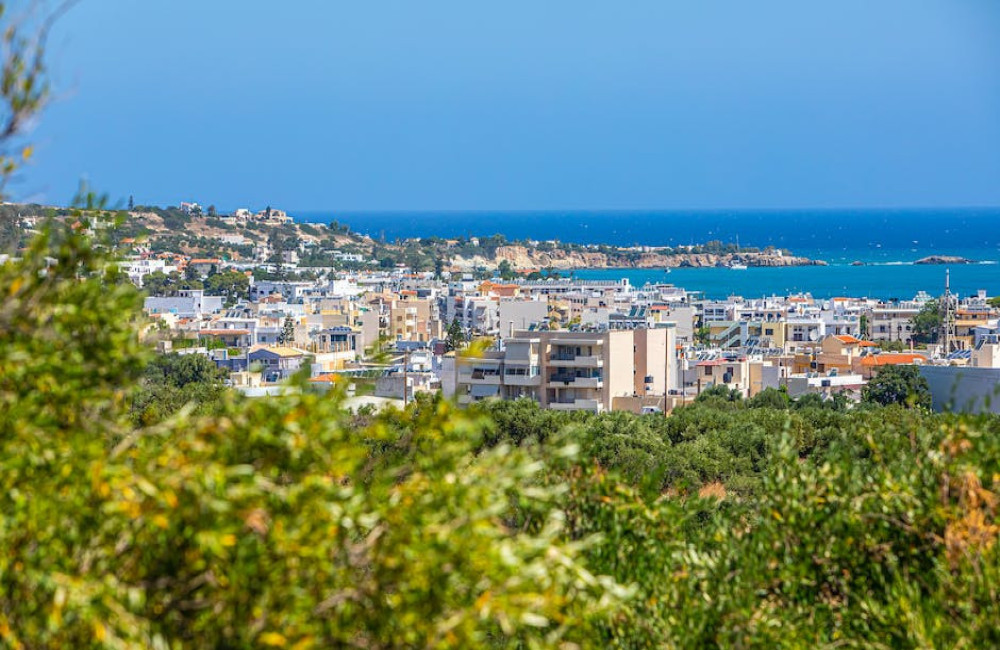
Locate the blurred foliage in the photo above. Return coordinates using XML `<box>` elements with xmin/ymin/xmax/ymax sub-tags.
<box><xmin>4</xmin><ymin>218</ymin><xmax>1000</xmax><ymax>647</ymax></box>
<box><xmin>0</xmin><ymin>221</ymin><xmax>620</xmax><ymax>647</ymax></box>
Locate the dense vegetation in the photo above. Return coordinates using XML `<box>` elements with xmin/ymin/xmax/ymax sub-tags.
<box><xmin>143</xmin><ymin>266</ymin><xmax>250</xmax><ymax>306</ymax></box>
<box><xmin>3</xmin><ymin>216</ymin><xmax>1000</xmax><ymax>648</ymax></box>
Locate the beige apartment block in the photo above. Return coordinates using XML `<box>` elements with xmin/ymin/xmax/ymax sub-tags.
<box><xmin>454</xmin><ymin>326</ymin><xmax>676</xmax><ymax>413</ymax></box>
<box><xmin>869</xmin><ymin>305</ymin><xmax>920</xmax><ymax>342</ymax></box>
<box><xmin>543</xmin><ymin>330</ymin><xmax>631</xmax><ymax>412</ymax></box>
<box><xmin>633</xmin><ymin>327</ymin><xmax>677</xmax><ymax>396</ymax></box>
<box><xmin>694</xmin><ymin>358</ymin><xmax>752</xmax><ymax>397</ymax></box>
<box><xmin>388</xmin><ymin>298</ymin><xmax>441</xmax><ymax>342</ymax></box>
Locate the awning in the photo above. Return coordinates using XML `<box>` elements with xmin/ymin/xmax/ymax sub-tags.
<box><xmin>470</xmin><ymin>384</ymin><xmax>500</xmax><ymax>398</ymax></box>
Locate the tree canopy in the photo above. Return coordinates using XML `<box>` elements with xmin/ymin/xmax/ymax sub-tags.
<box><xmin>912</xmin><ymin>299</ymin><xmax>942</xmax><ymax>343</ymax></box>
<box><xmin>862</xmin><ymin>364</ymin><xmax>932</xmax><ymax>409</ymax></box>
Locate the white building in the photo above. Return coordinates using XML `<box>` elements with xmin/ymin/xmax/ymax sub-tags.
<box><xmin>498</xmin><ymin>298</ymin><xmax>549</xmax><ymax>339</ymax></box>
<box><xmin>121</xmin><ymin>258</ymin><xmax>177</xmax><ymax>288</ymax></box>
<box><xmin>144</xmin><ymin>290</ymin><xmax>223</xmax><ymax>318</ymax></box>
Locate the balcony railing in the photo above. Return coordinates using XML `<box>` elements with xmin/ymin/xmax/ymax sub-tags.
<box><xmin>549</xmin><ymin>398</ymin><xmax>602</xmax><ymax>412</ymax></box>
<box><xmin>503</xmin><ymin>355</ymin><xmax>539</xmax><ymax>366</ymax></box>
<box><xmin>505</xmin><ymin>374</ymin><xmax>542</xmax><ymax>386</ymax></box>
<box><xmin>547</xmin><ymin>354</ymin><xmax>603</xmax><ymax>367</ymax></box>
<box><xmin>548</xmin><ymin>375</ymin><xmax>603</xmax><ymax>389</ymax></box>
<box><xmin>459</xmin><ymin>371</ymin><xmax>503</xmax><ymax>385</ymax></box>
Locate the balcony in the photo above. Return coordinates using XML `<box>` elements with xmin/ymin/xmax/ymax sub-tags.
<box><xmin>547</xmin><ymin>354</ymin><xmax>603</xmax><ymax>368</ymax></box>
<box><xmin>459</xmin><ymin>371</ymin><xmax>503</xmax><ymax>385</ymax></box>
<box><xmin>458</xmin><ymin>384</ymin><xmax>501</xmax><ymax>403</ymax></box>
<box><xmin>504</xmin><ymin>355</ymin><xmax>540</xmax><ymax>367</ymax></box>
<box><xmin>549</xmin><ymin>398</ymin><xmax>603</xmax><ymax>412</ymax></box>
<box><xmin>548</xmin><ymin>375</ymin><xmax>603</xmax><ymax>389</ymax></box>
<box><xmin>505</xmin><ymin>373</ymin><xmax>542</xmax><ymax>386</ymax></box>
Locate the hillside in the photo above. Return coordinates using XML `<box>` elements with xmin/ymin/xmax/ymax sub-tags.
<box><xmin>4</xmin><ymin>204</ymin><xmax>826</xmax><ymax>271</ymax></box>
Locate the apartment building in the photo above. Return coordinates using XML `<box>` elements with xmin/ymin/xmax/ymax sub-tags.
<box><xmin>649</xmin><ymin>304</ymin><xmax>695</xmax><ymax>342</ymax></box>
<box><xmin>452</xmin><ymin>326</ymin><xmax>676</xmax><ymax>413</ymax></box>
<box><xmin>145</xmin><ymin>289</ymin><xmax>223</xmax><ymax>319</ymax></box>
<box><xmin>785</xmin><ymin>316</ymin><xmax>826</xmax><ymax>347</ymax></box>
<box><xmin>869</xmin><ymin>302</ymin><xmax>921</xmax><ymax>342</ymax></box>
<box><xmin>460</xmin><ymin>296</ymin><xmax>500</xmax><ymax>335</ymax></box>
<box><xmin>692</xmin><ymin>357</ymin><xmax>751</xmax><ymax>397</ymax></box>
<box><xmin>498</xmin><ymin>298</ymin><xmax>549</xmax><ymax>339</ymax></box>
<box><xmin>388</xmin><ymin>296</ymin><xmax>440</xmax><ymax>342</ymax></box>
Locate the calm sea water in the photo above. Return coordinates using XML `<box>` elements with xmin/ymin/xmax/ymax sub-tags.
<box><xmin>296</xmin><ymin>208</ymin><xmax>1000</xmax><ymax>299</ymax></box>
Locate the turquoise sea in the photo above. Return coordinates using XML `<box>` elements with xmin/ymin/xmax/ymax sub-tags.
<box><xmin>571</xmin><ymin>265</ymin><xmax>999</xmax><ymax>301</ymax></box>
<box><xmin>296</xmin><ymin>208</ymin><xmax>1000</xmax><ymax>299</ymax></box>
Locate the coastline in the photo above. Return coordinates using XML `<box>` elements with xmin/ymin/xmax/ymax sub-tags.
<box><xmin>450</xmin><ymin>246</ymin><xmax>826</xmax><ymax>272</ymax></box>
<box><xmin>572</xmin><ymin>264</ymin><xmax>1000</xmax><ymax>300</ymax></box>
<box><xmin>14</xmin><ymin>206</ymin><xmax>996</xmax><ymax>301</ymax></box>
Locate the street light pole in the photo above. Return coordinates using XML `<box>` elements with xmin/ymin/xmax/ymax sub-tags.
<box><xmin>403</xmin><ymin>348</ymin><xmax>409</xmax><ymax>408</ymax></box>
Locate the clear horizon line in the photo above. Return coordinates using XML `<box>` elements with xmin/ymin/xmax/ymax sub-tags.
<box><xmin>287</xmin><ymin>204</ymin><xmax>1000</xmax><ymax>216</ymax></box>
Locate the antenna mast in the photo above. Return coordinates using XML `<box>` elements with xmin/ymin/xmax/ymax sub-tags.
<box><xmin>940</xmin><ymin>269</ymin><xmax>954</xmax><ymax>354</ymax></box>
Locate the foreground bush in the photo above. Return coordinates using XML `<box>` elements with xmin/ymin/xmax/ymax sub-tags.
<box><xmin>476</xmin><ymin>399</ymin><xmax>1000</xmax><ymax>647</ymax></box>
<box><xmin>3</xmin><ymin>221</ymin><xmax>999</xmax><ymax>648</ymax></box>
<box><xmin>0</xmin><ymin>223</ymin><xmax>619</xmax><ymax>648</ymax></box>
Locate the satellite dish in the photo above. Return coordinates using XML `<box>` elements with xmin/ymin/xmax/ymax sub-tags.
<box><xmin>809</xmin><ymin>330</ymin><xmax>819</xmax><ymax>342</ymax></box>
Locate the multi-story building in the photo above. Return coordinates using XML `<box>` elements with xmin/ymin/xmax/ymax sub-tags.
<box><xmin>497</xmin><ymin>298</ymin><xmax>548</xmax><ymax>339</ymax></box>
<box><xmin>250</xmin><ymin>280</ymin><xmax>317</xmax><ymax>302</ymax></box>
<box><xmin>461</xmin><ymin>296</ymin><xmax>500</xmax><ymax>335</ymax></box>
<box><xmin>121</xmin><ymin>258</ymin><xmax>177</xmax><ymax>287</ymax></box>
<box><xmin>452</xmin><ymin>326</ymin><xmax>677</xmax><ymax>413</ymax></box>
<box><xmin>388</xmin><ymin>296</ymin><xmax>440</xmax><ymax>342</ymax></box>
<box><xmin>691</xmin><ymin>357</ymin><xmax>751</xmax><ymax>397</ymax></box>
<box><xmin>144</xmin><ymin>289</ymin><xmax>223</xmax><ymax>319</ymax></box>
<box><xmin>869</xmin><ymin>302</ymin><xmax>922</xmax><ymax>342</ymax></box>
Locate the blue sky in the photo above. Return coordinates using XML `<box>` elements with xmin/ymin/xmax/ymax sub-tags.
<box><xmin>17</xmin><ymin>0</ymin><xmax>1000</xmax><ymax>211</ymax></box>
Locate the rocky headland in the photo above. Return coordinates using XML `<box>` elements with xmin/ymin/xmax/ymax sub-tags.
<box><xmin>914</xmin><ymin>255</ymin><xmax>975</xmax><ymax>265</ymax></box>
<box><xmin>450</xmin><ymin>246</ymin><xmax>826</xmax><ymax>272</ymax></box>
